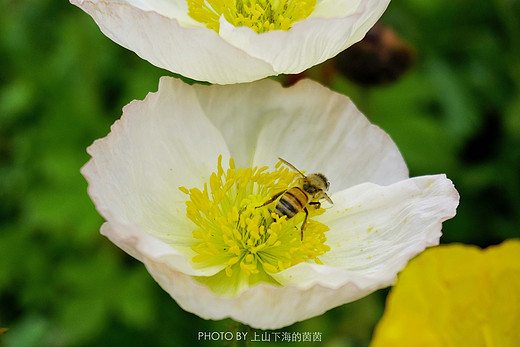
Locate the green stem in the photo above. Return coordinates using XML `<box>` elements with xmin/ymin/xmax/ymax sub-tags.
<box><xmin>357</xmin><ymin>86</ymin><xmax>372</xmax><ymax>116</ymax></box>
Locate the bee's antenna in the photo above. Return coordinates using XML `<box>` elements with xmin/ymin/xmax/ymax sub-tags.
<box><xmin>323</xmin><ymin>193</ymin><xmax>333</xmax><ymax>205</ymax></box>
<box><xmin>278</xmin><ymin>157</ymin><xmax>307</xmax><ymax>178</ymax></box>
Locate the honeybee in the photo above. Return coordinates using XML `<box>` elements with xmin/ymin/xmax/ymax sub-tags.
<box><xmin>257</xmin><ymin>158</ymin><xmax>333</xmax><ymax>240</ymax></box>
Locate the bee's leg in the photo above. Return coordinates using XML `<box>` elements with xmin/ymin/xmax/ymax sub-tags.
<box><xmin>309</xmin><ymin>201</ymin><xmax>321</xmax><ymax>209</ymax></box>
<box><xmin>256</xmin><ymin>190</ymin><xmax>286</xmax><ymax>208</ymax></box>
<box><xmin>301</xmin><ymin>207</ymin><xmax>309</xmax><ymax>241</ymax></box>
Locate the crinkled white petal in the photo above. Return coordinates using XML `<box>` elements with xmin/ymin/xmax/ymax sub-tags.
<box><xmin>312</xmin><ymin>0</ymin><xmax>362</xmax><ymax>17</ymax></box>
<box><xmin>81</xmin><ymin>77</ymin><xmax>230</xmax><ymax>274</ymax></box>
<box><xmin>320</xmin><ymin>175</ymin><xmax>459</xmax><ymax>266</ymax></box>
<box><xmin>100</xmin><ymin>222</ymin><xmax>224</xmax><ymax>276</ymax></box>
<box><xmin>271</xmin><ymin>174</ymin><xmax>459</xmax><ymax>287</ymax></box>
<box><xmin>190</xmin><ymin>79</ymin><xmax>282</xmax><ymax>168</ymax></box>
<box><xmin>192</xmin><ymin>79</ymin><xmax>408</xmax><ymax>189</ymax></box>
<box><xmin>71</xmin><ymin>0</ymin><xmax>276</xmax><ymax>84</ymax></box>
<box><xmin>117</xmin><ymin>0</ymin><xmax>196</xmax><ymax>24</ymax></box>
<box><xmin>71</xmin><ymin>0</ymin><xmax>390</xmax><ymax>84</ymax></box>
<box><xmin>139</xmin><ymin>250</ymin><xmax>393</xmax><ymax>329</ymax></box>
<box><xmin>218</xmin><ymin>0</ymin><xmax>389</xmax><ymax>75</ymax></box>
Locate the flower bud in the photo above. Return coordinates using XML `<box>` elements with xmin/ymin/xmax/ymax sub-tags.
<box><xmin>334</xmin><ymin>24</ymin><xmax>415</xmax><ymax>87</ymax></box>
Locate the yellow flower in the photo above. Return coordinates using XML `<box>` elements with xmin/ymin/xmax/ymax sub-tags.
<box><xmin>371</xmin><ymin>239</ymin><xmax>520</xmax><ymax>347</ymax></box>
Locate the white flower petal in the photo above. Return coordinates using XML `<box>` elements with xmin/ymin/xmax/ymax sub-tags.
<box><xmin>140</xmin><ymin>252</ymin><xmax>391</xmax><ymax>329</ymax></box>
<box><xmin>71</xmin><ymin>0</ymin><xmax>277</xmax><ymax>84</ymax></box>
<box><xmin>320</xmin><ymin>175</ymin><xmax>459</xmax><ymax>265</ymax></box>
<box><xmin>192</xmin><ymin>79</ymin><xmax>288</xmax><ymax>168</ymax></box>
<box><xmin>271</xmin><ymin>175</ymin><xmax>459</xmax><ymax>287</ymax></box>
<box><xmin>81</xmin><ymin>77</ymin><xmax>229</xmax><ymax>252</ymax></box>
<box><xmin>101</xmin><ymin>222</ymin><xmax>224</xmax><ymax>276</ymax></box>
<box><xmin>120</xmin><ymin>0</ymin><xmax>195</xmax><ymax>24</ymax></box>
<box><xmin>251</xmin><ymin>79</ymin><xmax>408</xmax><ymax>190</ymax></box>
<box><xmin>192</xmin><ymin>79</ymin><xmax>407</xmax><ymax>187</ymax></box>
<box><xmin>312</xmin><ymin>0</ymin><xmax>361</xmax><ymax>17</ymax></box>
<box><xmin>72</xmin><ymin>0</ymin><xmax>390</xmax><ymax>83</ymax></box>
<box><xmin>218</xmin><ymin>0</ymin><xmax>390</xmax><ymax>74</ymax></box>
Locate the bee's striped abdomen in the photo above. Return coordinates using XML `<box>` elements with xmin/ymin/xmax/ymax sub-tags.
<box><xmin>275</xmin><ymin>187</ymin><xmax>308</xmax><ymax>219</ymax></box>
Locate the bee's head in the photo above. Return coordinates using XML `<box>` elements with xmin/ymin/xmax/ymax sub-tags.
<box><xmin>302</xmin><ymin>173</ymin><xmax>330</xmax><ymax>195</ymax></box>
<box><xmin>311</xmin><ymin>173</ymin><xmax>330</xmax><ymax>190</ymax></box>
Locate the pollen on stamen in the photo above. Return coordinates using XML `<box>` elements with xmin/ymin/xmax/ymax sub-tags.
<box><xmin>180</xmin><ymin>156</ymin><xmax>330</xmax><ymax>295</ymax></box>
<box><xmin>187</xmin><ymin>0</ymin><xmax>316</xmax><ymax>34</ymax></box>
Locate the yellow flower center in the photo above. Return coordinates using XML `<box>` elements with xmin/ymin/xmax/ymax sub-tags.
<box><xmin>187</xmin><ymin>0</ymin><xmax>316</xmax><ymax>33</ymax></box>
<box><xmin>179</xmin><ymin>156</ymin><xmax>330</xmax><ymax>295</ymax></box>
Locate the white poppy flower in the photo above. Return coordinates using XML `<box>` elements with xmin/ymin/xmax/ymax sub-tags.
<box><xmin>81</xmin><ymin>77</ymin><xmax>459</xmax><ymax>329</ymax></box>
<box><xmin>71</xmin><ymin>0</ymin><xmax>390</xmax><ymax>84</ymax></box>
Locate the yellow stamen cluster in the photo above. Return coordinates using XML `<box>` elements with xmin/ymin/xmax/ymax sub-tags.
<box><xmin>180</xmin><ymin>156</ymin><xmax>330</xmax><ymax>293</ymax></box>
<box><xmin>187</xmin><ymin>0</ymin><xmax>316</xmax><ymax>33</ymax></box>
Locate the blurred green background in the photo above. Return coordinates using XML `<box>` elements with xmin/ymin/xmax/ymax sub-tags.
<box><xmin>1</xmin><ymin>0</ymin><xmax>519</xmax><ymax>345</ymax></box>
